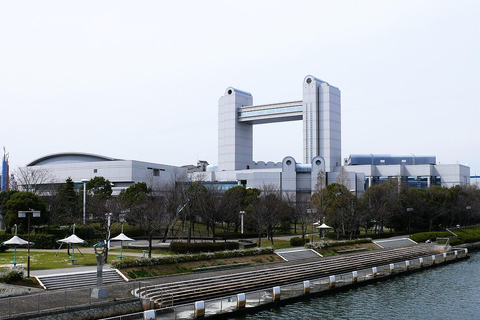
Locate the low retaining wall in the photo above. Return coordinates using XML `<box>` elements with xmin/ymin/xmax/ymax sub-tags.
<box><xmin>456</xmin><ymin>241</ymin><xmax>480</xmax><ymax>251</ymax></box>
<box><xmin>8</xmin><ymin>299</ymin><xmax>142</xmax><ymax>320</ymax></box>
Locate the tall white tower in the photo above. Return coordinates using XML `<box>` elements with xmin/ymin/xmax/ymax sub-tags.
<box><xmin>218</xmin><ymin>88</ymin><xmax>253</xmax><ymax>171</ymax></box>
<box><xmin>302</xmin><ymin>75</ymin><xmax>341</xmax><ymax>172</ymax></box>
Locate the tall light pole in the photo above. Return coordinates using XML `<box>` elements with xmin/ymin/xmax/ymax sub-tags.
<box><xmin>407</xmin><ymin>208</ymin><xmax>414</xmax><ymax>237</ymax></box>
<box><xmin>307</xmin><ymin>209</ymin><xmax>317</xmax><ymax>242</ymax></box>
<box><xmin>18</xmin><ymin>209</ymin><xmax>40</xmax><ymax>278</ymax></box>
<box><xmin>81</xmin><ymin>179</ymin><xmax>89</xmax><ymax>225</ymax></box>
<box><xmin>239</xmin><ymin>211</ymin><xmax>245</xmax><ymax>234</ymax></box>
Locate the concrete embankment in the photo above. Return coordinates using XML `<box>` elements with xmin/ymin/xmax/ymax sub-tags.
<box><xmin>456</xmin><ymin>241</ymin><xmax>480</xmax><ymax>251</ymax></box>
<box><xmin>147</xmin><ymin>248</ymin><xmax>468</xmax><ymax>320</ymax></box>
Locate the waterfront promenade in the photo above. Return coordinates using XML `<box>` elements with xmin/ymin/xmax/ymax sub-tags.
<box><xmin>0</xmin><ymin>238</ymin><xmax>463</xmax><ymax>319</ymax></box>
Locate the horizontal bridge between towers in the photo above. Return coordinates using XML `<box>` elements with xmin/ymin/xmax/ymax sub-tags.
<box><xmin>238</xmin><ymin>100</ymin><xmax>303</xmax><ymax>125</ymax></box>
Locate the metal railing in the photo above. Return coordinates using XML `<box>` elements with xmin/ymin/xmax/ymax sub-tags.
<box><xmin>102</xmin><ymin>249</ymin><xmax>468</xmax><ymax>320</ymax></box>
<box><xmin>1</xmin><ymin>249</ymin><xmax>468</xmax><ymax>319</ymax></box>
<box><xmin>0</xmin><ymin>281</ymin><xmax>145</xmax><ymax>319</ymax></box>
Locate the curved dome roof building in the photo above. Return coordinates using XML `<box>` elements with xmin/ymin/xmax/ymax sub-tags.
<box><xmin>24</xmin><ymin>152</ymin><xmax>185</xmax><ymax>193</ymax></box>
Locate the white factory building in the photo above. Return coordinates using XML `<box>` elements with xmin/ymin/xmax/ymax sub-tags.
<box><xmin>19</xmin><ymin>75</ymin><xmax>469</xmax><ymax>197</ymax></box>
<box><xmin>195</xmin><ymin>75</ymin><xmax>470</xmax><ymax>196</ymax></box>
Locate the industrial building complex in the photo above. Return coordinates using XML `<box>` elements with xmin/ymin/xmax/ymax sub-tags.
<box><xmin>4</xmin><ymin>75</ymin><xmax>471</xmax><ymax>197</ymax></box>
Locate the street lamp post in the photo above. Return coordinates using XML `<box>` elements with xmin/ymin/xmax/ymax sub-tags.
<box><xmin>239</xmin><ymin>211</ymin><xmax>245</xmax><ymax>234</ymax></box>
<box><xmin>81</xmin><ymin>179</ymin><xmax>89</xmax><ymax>225</ymax></box>
<box><xmin>18</xmin><ymin>209</ymin><xmax>40</xmax><ymax>278</ymax></box>
<box><xmin>307</xmin><ymin>209</ymin><xmax>317</xmax><ymax>243</ymax></box>
<box><xmin>407</xmin><ymin>208</ymin><xmax>414</xmax><ymax>237</ymax></box>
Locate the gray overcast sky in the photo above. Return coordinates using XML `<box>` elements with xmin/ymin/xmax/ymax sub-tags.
<box><xmin>1</xmin><ymin>1</ymin><xmax>480</xmax><ymax>176</ymax></box>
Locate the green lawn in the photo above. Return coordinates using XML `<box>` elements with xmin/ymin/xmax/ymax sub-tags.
<box><xmin>0</xmin><ymin>251</ymin><xmax>135</xmax><ymax>270</ymax></box>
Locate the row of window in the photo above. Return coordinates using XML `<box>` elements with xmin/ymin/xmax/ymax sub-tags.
<box><xmin>238</xmin><ymin>105</ymin><xmax>303</xmax><ymax>118</ymax></box>
<box><xmin>366</xmin><ymin>176</ymin><xmax>442</xmax><ymax>189</ymax></box>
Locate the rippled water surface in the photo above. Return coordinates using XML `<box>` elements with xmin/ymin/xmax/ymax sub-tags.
<box><xmin>232</xmin><ymin>252</ymin><xmax>480</xmax><ymax>320</ymax></box>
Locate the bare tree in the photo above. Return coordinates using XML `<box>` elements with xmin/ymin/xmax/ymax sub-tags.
<box><xmin>157</xmin><ymin>170</ymin><xmax>189</xmax><ymax>242</ymax></box>
<box><xmin>120</xmin><ymin>182</ymin><xmax>170</xmax><ymax>258</ymax></box>
<box><xmin>14</xmin><ymin>166</ymin><xmax>56</xmax><ymax>195</ymax></box>
<box><xmin>250</xmin><ymin>184</ymin><xmax>286</xmax><ymax>246</ymax></box>
<box><xmin>311</xmin><ymin>171</ymin><xmax>328</xmax><ymax>225</ymax></box>
<box><xmin>184</xmin><ymin>178</ymin><xmax>207</xmax><ymax>243</ymax></box>
<box><xmin>315</xmin><ymin>170</ymin><xmax>327</xmax><ymax>191</ymax></box>
<box><xmin>287</xmin><ymin>191</ymin><xmax>311</xmax><ymax>244</ymax></box>
<box><xmin>362</xmin><ymin>180</ymin><xmax>399</xmax><ymax>234</ymax></box>
<box><xmin>336</xmin><ymin>166</ymin><xmax>351</xmax><ymax>190</ymax></box>
<box><xmin>198</xmin><ymin>185</ymin><xmax>229</xmax><ymax>243</ymax></box>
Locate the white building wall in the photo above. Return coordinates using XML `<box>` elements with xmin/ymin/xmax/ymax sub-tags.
<box><xmin>29</xmin><ymin>160</ymin><xmax>184</xmax><ymax>193</ymax></box>
<box><xmin>218</xmin><ymin>88</ymin><xmax>253</xmax><ymax>171</ymax></box>
<box><xmin>281</xmin><ymin>156</ymin><xmax>297</xmax><ymax>195</ymax></box>
<box><xmin>434</xmin><ymin>164</ymin><xmax>470</xmax><ymax>187</ymax></box>
<box><xmin>302</xmin><ymin>76</ymin><xmax>341</xmax><ymax>171</ymax></box>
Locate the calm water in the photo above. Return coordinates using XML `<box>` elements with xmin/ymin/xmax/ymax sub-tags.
<box><xmin>233</xmin><ymin>251</ymin><xmax>480</xmax><ymax>320</ymax></box>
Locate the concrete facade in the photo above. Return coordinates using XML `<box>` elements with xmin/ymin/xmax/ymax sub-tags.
<box><xmin>24</xmin><ymin>152</ymin><xmax>186</xmax><ymax>194</ymax></box>
<box><xmin>217</xmin><ymin>75</ymin><xmax>340</xmax><ymax>172</ymax></box>
<box><xmin>205</xmin><ymin>75</ymin><xmax>470</xmax><ymax>196</ymax></box>
<box><xmin>17</xmin><ymin>76</ymin><xmax>470</xmax><ymax>198</ymax></box>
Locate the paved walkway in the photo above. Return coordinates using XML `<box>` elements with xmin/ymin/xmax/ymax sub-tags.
<box><xmin>0</xmin><ymin>234</ymin><xmax>426</xmax><ymax>318</ymax></box>
<box><xmin>8</xmin><ymin>234</ymin><xmax>417</xmax><ymax>285</ymax></box>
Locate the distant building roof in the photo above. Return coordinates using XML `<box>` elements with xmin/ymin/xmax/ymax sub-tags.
<box><xmin>346</xmin><ymin>154</ymin><xmax>436</xmax><ymax>166</ymax></box>
<box><xmin>27</xmin><ymin>152</ymin><xmax>121</xmax><ymax>166</ymax></box>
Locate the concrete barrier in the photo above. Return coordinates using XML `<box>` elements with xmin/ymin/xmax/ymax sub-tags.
<box><xmin>273</xmin><ymin>286</ymin><xmax>281</xmax><ymax>301</ymax></box>
<box><xmin>194</xmin><ymin>301</ymin><xmax>205</xmax><ymax>318</ymax></box>
<box><xmin>303</xmin><ymin>280</ymin><xmax>310</xmax><ymax>294</ymax></box>
<box><xmin>329</xmin><ymin>275</ymin><xmax>336</xmax><ymax>288</ymax></box>
<box><xmin>237</xmin><ymin>293</ymin><xmax>246</xmax><ymax>309</ymax></box>
<box><xmin>143</xmin><ymin>309</ymin><xmax>155</xmax><ymax>320</ymax></box>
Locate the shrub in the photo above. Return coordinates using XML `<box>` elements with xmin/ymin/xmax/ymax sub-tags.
<box><xmin>112</xmin><ymin>247</ymin><xmax>274</xmax><ymax>269</ymax></box>
<box><xmin>0</xmin><ymin>269</ymin><xmax>24</xmax><ymax>283</ymax></box>
<box><xmin>290</xmin><ymin>237</ymin><xmax>310</xmax><ymax>246</ymax></box>
<box><xmin>305</xmin><ymin>238</ymin><xmax>371</xmax><ymax>250</ymax></box>
<box><xmin>0</xmin><ymin>244</ymin><xmax>7</xmax><ymax>253</ymax></box>
<box><xmin>410</xmin><ymin>232</ymin><xmax>451</xmax><ymax>243</ymax></box>
<box><xmin>305</xmin><ymin>241</ymin><xmax>326</xmax><ymax>250</ymax></box>
<box><xmin>169</xmin><ymin>241</ymin><xmax>240</xmax><ymax>254</ymax></box>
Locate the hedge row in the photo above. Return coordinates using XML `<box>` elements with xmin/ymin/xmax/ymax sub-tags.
<box><xmin>112</xmin><ymin>247</ymin><xmax>274</xmax><ymax>269</ymax></box>
<box><xmin>325</xmin><ymin>232</ymin><xmax>400</xmax><ymax>240</ymax></box>
<box><xmin>169</xmin><ymin>241</ymin><xmax>239</xmax><ymax>254</ymax></box>
<box><xmin>410</xmin><ymin>228</ymin><xmax>480</xmax><ymax>245</ymax></box>
<box><xmin>34</xmin><ymin>226</ymin><xmax>98</xmax><ymax>240</ymax></box>
<box><xmin>305</xmin><ymin>238</ymin><xmax>372</xmax><ymax>250</ymax></box>
<box><xmin>220</xmin><ymin>232</ymin><xmax>261</xmax><ymax>240</ymax></box>
<box><xmin>290</xmin><ymin>237</ymin><xmax>310</xmax><ymax>246</ymax></box>
<box><xmin>410</xmin><ymin>231</ymin><xmax>451</xmax><ymax>243</ymax></box>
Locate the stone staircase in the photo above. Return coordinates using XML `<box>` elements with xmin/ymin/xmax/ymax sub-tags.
<box><xmin>35</xmin><ymin>269</ymin><xmax>127</xmax><ymax>290</ymax></box>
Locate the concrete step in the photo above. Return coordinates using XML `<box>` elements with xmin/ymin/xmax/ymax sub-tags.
<box><xmin>35</xmin><ymin>269</ymin><xmax>127</xmax><ymax>290</ymax></box>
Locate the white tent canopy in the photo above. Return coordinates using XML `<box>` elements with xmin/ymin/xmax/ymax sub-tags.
<box><xmin>110</xmin><ymin>226</ymin><xmax>135</xmax><ymax>259</ymax></box>
<box><xmin>2</xmin><ymin>235</ymin><xmax>33</xmax><ymax>246</ymax></box>
<box><xmin>55</xmin><ymin>224</ymin><xmax>86</xmax><ymax>262</ymax></box>
<box><xmin>1</xmin><ymin>225</ymin><xmax>34</xmax><ymax>267</ymax></box>
<box><xmin>110</xmin><ymin>233</ymin><xmax>135</xmax><ymax>242</ymax></box>
<box><xmin>57</xmin><ymin>234</ymin><xmax>87</xmax><ymax>245</ymax></box>
<box><xmin>316</xmin><ymin>223</ymin><xmax>332</xmax><ymax>229</ymax></box>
